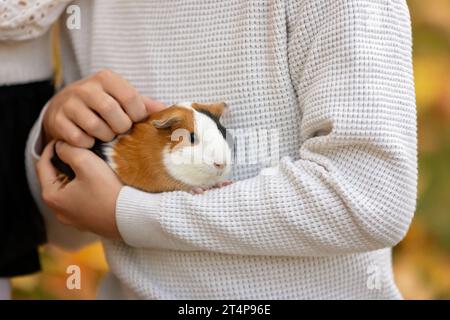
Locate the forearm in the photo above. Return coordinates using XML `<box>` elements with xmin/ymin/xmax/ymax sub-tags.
<box><xmin>116</xmin><ymin>132</ymin><xmax>416</xmax><ymax>257</ymax></box>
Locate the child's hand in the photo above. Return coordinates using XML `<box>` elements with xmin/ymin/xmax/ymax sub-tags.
<box><xmin>36</xmin><ymin>140</ymin><xmax>123</xmax><ymax>239</ymax></box>
<box><xmin>43</xmin><ymin>69</ymin><xmax>166</xmax><ymax>148</ymax></box>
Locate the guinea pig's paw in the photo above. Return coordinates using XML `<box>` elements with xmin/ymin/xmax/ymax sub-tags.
<box><xmin>190</xmin><ymin>187</ymin><xmax>206</xmax><ymax>195</ymax></box>
<box><xmin>189</xmin><ymin>181</ymin><xmax>233</xmax><ymax>195</ymax></box>
<box><xmin>213</xmin><ymin>180</ymin><xmax>233</xmax><ymax>189</ymax></box>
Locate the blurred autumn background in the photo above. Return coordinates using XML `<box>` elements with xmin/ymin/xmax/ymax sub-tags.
<box><xmin>10</xmin><ymin>0</ymin><xmax>450</xmax><ymax>299</ymax></box>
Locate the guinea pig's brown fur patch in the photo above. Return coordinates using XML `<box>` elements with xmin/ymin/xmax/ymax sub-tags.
<box><xmin>111</xmin><ymin>106</ymin><xmax>196</xmax><ymax>192</ymax></box>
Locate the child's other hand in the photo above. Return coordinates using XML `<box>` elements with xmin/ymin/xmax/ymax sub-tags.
<box><xmin>36</xmin><ymin>140</ymin><xmax>123</xmax><ymax>239</ymax></box>
<box><xmin>43</xmin><ymin>69</ymin><xmax>166</xmax><ymax>148</ymax></box>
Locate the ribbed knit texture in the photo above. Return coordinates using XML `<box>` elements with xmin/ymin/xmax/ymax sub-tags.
<box><xmin>26</xmin><ymin>0</ymin><xmax>417</xmax><ymax>299</ymax></box>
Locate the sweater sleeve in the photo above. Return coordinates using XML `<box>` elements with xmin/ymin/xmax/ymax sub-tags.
<box><xmin>0</xmin><ymin>0</ymin><xmax>70</xmax><ymax>41</ymax></box>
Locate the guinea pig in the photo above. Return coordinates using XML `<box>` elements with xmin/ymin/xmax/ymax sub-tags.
<box><xmin>51</xmin><ymin>102</ymin><xmax>232</xmax><ymax>193</ymax></box>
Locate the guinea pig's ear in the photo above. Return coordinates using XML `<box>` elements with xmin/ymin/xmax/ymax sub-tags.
<box><xmin>151</xmin><ymin>109</ymin><xmax>182</xmax><ymax>129</ymax></box>
<box><xmin>192</xmin><ymin>102</ymin><xmax>228</xmax><ymax>118</ymax></box>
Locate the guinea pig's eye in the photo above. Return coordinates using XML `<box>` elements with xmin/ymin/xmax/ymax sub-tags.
<box><xmin>190</xmin><ymin>132</ymin><xmax>197</xmax><ymax>144</ymax></box>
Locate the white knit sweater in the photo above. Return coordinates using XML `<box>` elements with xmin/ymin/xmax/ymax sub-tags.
<box><xmin>25</xmin><ymin>0</ymin><xmax>417</xmax><ymax>299</ymax></box>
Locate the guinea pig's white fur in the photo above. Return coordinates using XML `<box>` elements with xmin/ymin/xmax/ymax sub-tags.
<box><xmin>163</xmin><ymin>103</ymin><xmax>232</xmax><ymax>188</ymax></box>
<box><xmin>102</xmin><ymin>139</ymin><xmax>118</xmax><ymax>172</ymax></box>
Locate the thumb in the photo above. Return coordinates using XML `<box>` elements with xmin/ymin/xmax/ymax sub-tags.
<box><xmin>142</xmin><ymin>96</ymin><xmax>166</xmax><ymax>114</ymax></box>
<box><xmin>55</xmin><ymin>141</ymin><xmax>101</xmax><ymax>178</ymax></box>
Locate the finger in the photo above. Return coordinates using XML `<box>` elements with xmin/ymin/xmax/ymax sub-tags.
<box><xmin>55</xmin><ymin>141</ymin><xmax>102</xmax><ymax>178</ymax></box>
<box><xmin>64</xmin><ymin>101</ymin><xmax>115</xmax><ymax>142</ymax></box>
<box><xmin>96</xmin><ymin>70</ymin><xmax>148</xmax><ymax>122</ymax></box>
<box><xmin>80</xmin><ymin>90</ymin><xmax>132</xmax><ymax>134</ymax></box>
<box><xmin>215</xmin><ymin>180</ymin><xmax>233</xmax><ymax>188</ymax></box>
<box><xmin>36</xmin><ymin>141</ymin><xmax>59</xmax><ymax>185</ymax></box>
<box><xmin>142</xmin><ymin>96</ymin><xmax>166</xmax><ymax>114</ymax></box>
<box><xmin>55</xmin><ymin>113</ymin><xmax>95</xmax><ymax>148</ymax></box>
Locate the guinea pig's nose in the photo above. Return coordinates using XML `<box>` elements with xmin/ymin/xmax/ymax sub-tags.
<box><xmin>213</xmin><ymin>162</ymin><xmax>226</xmax><ymax>170</ymax></box>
